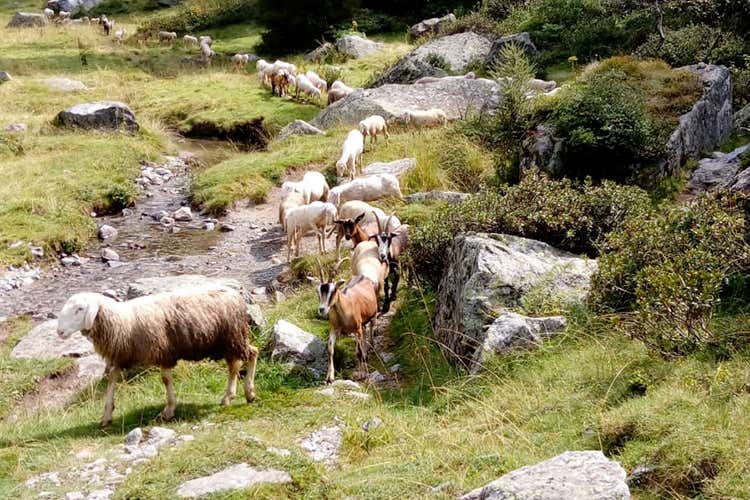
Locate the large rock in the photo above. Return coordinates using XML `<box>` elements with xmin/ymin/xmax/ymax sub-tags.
<box><xmin>471</xmin><ymin>312</ymin><xmax>567</xmax><ymax>372</ymax></box>
<box><xmin>434</xmin><ymin>233</ymin><xmax>597</xmax><ymax>365</ymax></box>
<box><xmin>735</xmin><ymin>103</ymin><xmax>750</xmax><ymax>132</ymax></box>
<box><xmin>55</xmin><ymin>101</ymin><xmax>139</xmax><ymax>133</ymax></box>
<box><xmin>270</xmin><ymin>320</ymin><xmax>327</xmax><ymax>376</ymax></box>
<box><xmin>126</xmin><ymin>275</ymin><xmax>250</xmax><ymax>303</ymax></box>
<box><xmin>45</xmin><ymin>0</ymin><xmax>104</xmax><ymax>14</ymax></box>
<box><xmin>11</xmin><ymin>320</ymin><xmax>94</xmax><ymax>360</ymax></box>
<box><xmin>461</xmin><ymin>451</ymin><xmax>629</xmax><ymax>500</ymax></box>
<box><xmin>362</xmin><ymin>158</ymin><xmax>416</xmax><ymax>178</ymax></box>
<box><xmin>176</xmin><ymin>464</ymin><xmax>291</xmax><ymax>498</ymax></box>
<box><xmin>520</xmin><ymin>124</ymin><xmax>566</xmax><ymax>176</ymax></box>
<box><xmin>687</xmin><ymin>143</ymin><xmax>750</xmax><ymax>193</ymax></box>
<box><xmin>408</xmin><ymin>13</ymin><xmax>456</xmax><ymax>40</ymax></box>
<box><xmin>312</xmin><ymin>78</ymin><xmax>501</xmax><ymax>130</ymax></box>
<box><xmin>7</xmin><ymin>12</ymin><xmax>47</xmax><ymax>28</ymax></box>
<box><xmin>335</xmin><ymin>34</ymin><xmax>383</xmax><ymax>59</ymax></box>
<box><xmin>45</xmin><ymin>77</ymin><xmax>89</xmax><ymax>92</ymax></box>
<box><xmin>372</xmin><ymin>32</ymin><xmax>493</xmax><ymax>86</ymax></box>
<box><xmin>277</xmin><ymin>119</ymin><xmax>324</xmax><ymax>141</ymax></box>
<box><xmin>662</xmin><ymin>63</ymin><xmax>733</xmax><ymax>175</ymax></box>
<box><xmin>485</xmin><ymin>32</ymin><xmax>539</xmax><ymax>68</ymax></box>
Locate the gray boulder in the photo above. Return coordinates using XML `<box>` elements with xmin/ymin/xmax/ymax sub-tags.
<box><xmin>335</xmin><ymin>34</ymin><xmax>383</xmax><ymax>59</ymax></box>
<box><xmin>277</xmin><ymin>119</ymin><xmax>324</xmax><ymax>141</ymax></box>
<box><xmin>312</xmin><ymin>78</ymin><xmax>501</xmax><ymax>130</ymax></box>
<box><xmin>520</xmin><ymin>124</ymin><xmax>566</xmax><ymax>176</ymax></box>
<box><xmin>461</xmin><ymin>451</ymin><xmax>630</xmax><ymax>500</ymax></box>
<box><xmin>404</xmin><ymin>190</ymin><xmax>470</xmax><ymax>204</ymax></box>
<box><xmin>0</xmin><ymin>71</ymin><xmax>12</xmax><ymax>83</ymax></box>
<box><xmin>662</xmin><ymin>63</ymin><xmax>733</xmax><ymax>175</ymax></box>
<box><xmin>434</xmin><ymin>233</ymin><xmax>597</xmax><ymax>365</ymax></box>
<box><xmin>97</xmin><ymin>224</ymin><xmax>118</xmax><ymax>241</ymax></box>
<box><xmin>176</xmin><ymin>464</ymin><xmax>291</xmax><ymax>498</ymax></box>
<box><xmin>45</xmin><ymin>0</ymin><xmax>104</xmax><ymax>14</ymax></box>
<box><xmin>687</xmin><ymin>143</ymin><xmax>750</xmax><ymax>193</ymax></box>
<box><xmin>45</xmin><ymin>77</ymin><xmax>89</xmax><ymax>92</ymax></box>
<box><xmin>7</xmin><ymin>12</ymin><xmax>47</xmax><ymax>28</ymax></box>
<box><xmin>408</xmin><ymin>13</ymin><xmax>456</xmax><ymax>40</ymax></box>
<box><xmin>126</xmin><ymin>275</ymin><xmax>251</xmax><ymax>303</ymax></box>
<box><xmin>485</xmin><ymin>32</ymin><xmax>539</xmax><ymax>68</ymax></box>
<box><xmin>270</xmin><ymin>320</ymin><xmax>327</xmax><ymax>376</ymax></box>
<box><xmin>362</xmin><ymin>158</ymin><xmax>416</xmax><ymax>178</ymax></box>
<box><xmin>11</xmin><ymin>320</ymin><xmax>94</xmax><ymax>360</ymax></box>
<box><xmin>371</xmin><ymin>32</ymin><xmax>493</xmax><ymax>86</ymax></box>
<box><xmin>55</xmin><ymin>101</ymin><xmax>139</xmax><ymax>133</ymax></box>
<box><xmin>471</xmin><ymin>312</ymin><xmax>567</xmax><ymax>372</ymax></box>
<box><xmin>735</xmin><ymin>103</ymin><xmax>750</xmax><ymax>132</ymax></box>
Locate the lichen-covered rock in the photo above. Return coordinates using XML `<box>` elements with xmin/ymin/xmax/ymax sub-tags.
<box><xmin>177</xmin><ymin>464</ymin><xmax>291</xmax><ymax>498</ymax></box>
<box><xmin>485</xmin><ymin>32</ymin><xmax>539</xmax><ymax>67</ymax></box>
<box><xmin>520</xmin><ymin>124</ymin><xmax>566</xmax><ymax>176</ymax></box>
<box><xmin>277</xmin><ymin>119</ymin><xmax>324</xmax><ymax>141</ymax></box>
<box><xmin>735</xmin><ymin>103</ymin><xmax>750</xmax><ymax>132</ymax></box>
<box><xmin>435</xmin><ymin>233</ymin><xmax>596</xmax><ymax>365</ymax></box>
<box><xmin>335</xmin><ymin>34</ymin><xmax>383</xmax><ymax>59</ymax></box>
<box><xmin>270</xmin><ymin>320</ymin><xmax>327</xmax><ymax>376</ymax></box>
<box><xmin>371</xmin><ymin>32</ymin><xmax>493</xmax><ymax>86</ymax></box>
<box><xmin>312</xmin><ymin>78</ymin><xmax>501</xmax><ymax>129</ymax></box>
<box><xmin>461</xmin><ymin>451</ymin><xmax>630</xmax><ymax>500</ymax></box>
<box><xmin>687</xmin><ymin>143</ymin><xmax>750</xmax><ymax>193</ymax></box>
<box><xmin>55</xmin><ymin>101</ymin><xmax>139</xmax><ymax>133</ymax></box>
<box><xmin>7</xmin><ymin>12</ymin><xmax>47</xmax><ymax>28</ymax></box>
<box><xmin>662</xmin><ymin>63</ymin><xmax>733</xmax><ymax>175</ymax></box>
<box><xmin>362</xmin><ymin>158</ymin><xmax>416</xmax><ymax>178</ymax></box>
<box><xmin>408</xmin><ymin>13</ymin><xmax>456</xmax><ymax>40</ymax></box>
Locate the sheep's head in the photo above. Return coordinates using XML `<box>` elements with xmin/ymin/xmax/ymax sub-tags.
<box><xmin>57</xmin><ymin>293</ymin><xmax>102</xmax><ymax>338</ymax></box>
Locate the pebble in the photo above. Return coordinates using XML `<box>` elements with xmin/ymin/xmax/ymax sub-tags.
<box><xmin>362</xmin><ymin>416</ymin><xmax>382</xmax><ymax>432</ymax></box>
<box><xmin>204</xmin><ymin>222</ymin><xmax>215</xmax><ymax>231</ymax></box>
<box><xmin>97</xmin><ymin>225</ymin><xmax>118</xmax><ymax>241</ymax></box>
<box><xmin>218</xmin><ymin>223</ymin><xmax>235</xmax><ymax>232</ymax></box>
<box><xmin>173</xmin><ymin>207</ymin><xmax>193</xmax><ymax>222</ymax></box>
<box><xmin>100</xmin><ymin>248</ymin><xmax>120</xmax><ymax>262</ymax></box>
<box><xmin>159</xmin><ymin>216</ymin><xmax>175</xmax><ymax>226</ymax></box>
<box><xmin>30</xmin><ymin>246</ymin><xmax>44</xmax><ymax>258</ymax></box>
<box><xmin>389</xmin><ymin>363</ymin><xmax>401</xmax><ymax>373</ymax></box>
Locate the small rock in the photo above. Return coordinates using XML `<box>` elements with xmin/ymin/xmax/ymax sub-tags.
<box><xmin>30</xmin><ymin>246</ymin><xmax>44</xmax><ymax>258</ymax></box>
<box><xmin>160</xmin><ymin>216</ymin><xmax>175</xmax><ymax>226</ymax></box>
<box><xmin>274</xmin><ymin>290</ymin><xmax>285</xmax><ymax>303</ymax></box>
<box><xmin>60</xmin><ymin>256</ymin><xmax>81</xmax><ymax>267</ymax></box>
<box><xmin>121</xmin><ymin>208</ymin><xmax>133</xmax><ymax>217</ymax></box>
<box><xmin>266</xmin><ymin>447</ymin><xmax>292</xmax><ymax>457</ymax></box>
<box><xmin>101</xmin><ymin>289</ymin><xmax>118</xmax><ymax>300</ymax></box>
<box><xmin>125</xmin><ymin>428</ymin><xmax>143</xmax><ymax>447</ymax></box>
<box><xmin>299</xmin><ymin>423</ymin><xmax>343</xmax><ymax>464</ymax></box>
<box><xmin>332</xmin><ymin>379</ymin><xmax>361</xmax><ymax>390</ymax></box>
<box><xmin>316</xmin><ymin>387</ymin><xmax>335</xmax><ymax>396</ymax></box>
<box><xmin>66</xmin><ymin>493</ymin><xmax>85</xmax><ymax>500</ymax></box>
<box><xmin>345</xmin><ymin>390</ymin><xmax>370</xmax><ymax>400</ymax></box>
<box><xmin>251</xmin><ymin>287</ymin><xmax>266</xmax><ymax>296</ymax></box>
<box><xmin>9</xmin><ymin>240</ymin><xmax>24</xmax><ymax>249</ymax></box>
<box><xmin>98</xmin><ymin>225</ymin><xmax>118</xmax><ymax>241</ymax></box>
<box><xmin>368</xmin><ymin>371</ymin><xmax>388</xmax><ymax>385</ymax></box>
<box><xmin>107</xmin><ymin>261</ymin><xmax>126</xmax><ymax>269</ymax></box>
<box><xmin>86</xmin><ymin>489</ymin><xmax>113</xmax><ymax>500</ymax></box>
<box><xmin>380</xmin><ymin>352</ymin><xmax>394</xmax><ymax>363</ymax></box>
<box><xmin>100</xmin><ymin>248</ymin><xmax>120</xmax><ymax>262</ymax></box>
<box><xmin>176</xmin><ymin>463</ymin><xmax>292</xmax><ymax>498</ymax></box>
<box><xmin>362</xmin><ymin>416</ymin><xmax>382</xmax><ymax>432</ymax></box>
<box><xmin>172</xmin><ymin>206</ymin><xmax>192</xmax><ymax>222</ymax></box>
<box><xmin>218</xmin><ymin>223</ymin><xmax>235</xmax><ymax>232</ymax></box>
<box><xmin>389</xmin><ymin>363</ymin><xmax>401</xmax><ymax>373</ymax></box>
<box><xmin>204</xmin><ymin>222</ymin><xmax>215</xmax><ymax>231</ymax></box>
<box><xmin>154</xmin><ymin>210</ymin><xmax>170</xmax><ymax>221</ymax></box>
<box><xmin>0</xmin><ymin>71</ymin><xmax>12</xmax><ymax>82</ymax></box>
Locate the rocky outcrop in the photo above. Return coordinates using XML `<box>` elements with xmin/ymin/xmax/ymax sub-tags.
<box><xmin>270</xmin><ymin>320</ymin><xmax>327</xmax><ymax>377</ymax></box>
<box><xmin>662</xmin><ymin>63</ymin><xmax>733</xmax><ymax>175</ymax></box>
<box><xmin>408</xmin><ymin>13</ymin><xmax>456</xmax><ymax>40</ymax></box>
<box><xmin>687</xmin><ymin>144</ymin><xmax>750</xmax><ymax>193</ymax></box>
<box><xmin>305</xmin><ymin>42</ymin><xmax>335</xmax><ymax>63</ymax></box>
<box><xmin>362</xmin><ymin>158</ymin><xmax>416</xmax><ymax>178</ymax></box>
<box><xmin>735</xmin><ymin>103</ymin><xmax>750</xmax><ymax>132</ymax></box>
<box><xmin>55</xmin><ymin>101</ymin><xmax>139</xmax><ymax>133</ymax></box>
<box><xmin>435</xmin><ymin>233</ymin><xmax>597</xmax><ymax>366</ymax></box>
<box><xmin>7</xmin><ymin>12</ymin><xmax>47</xmax><ymax>28</ymax></box>
<box><xmin>46</xmin><ymin>0</ymin><xmax>104</xmax><ymax>14</ymax></box>
<box><xmin>312</xmin><ymin>78</ymin><xmax>501</xmax><ymax>129</ymax></box>
<box><xmin>520</xmin><ymin>124</ymin><xmax>566</xmax><ymax>176</ymax></box>
<box><xmin>4</xmin><ymin>123</ymin><xmax>27</xmax><ymax>133</ymax></box>
<box><xmin>336</xmin><ymin>34</ymin><xmax>383</xmax><ymax>59</ymax></box>
<box><xmin>371</xmin><ymin>32</ymin><xmax>493</xmax><ymax>86</ymax></box>
<box><xmin>404</xmin><ymin>190</ymin><xmax>470</xmax><ymax>204</ymax></box>
<box><xmin>177</xmin><ymin>464</ymin><xmax>291</xmax><ymax>498</ymax></box>
<box><xmin>277</xmin><ymin>119</ymin><xmax>324</xmax><ymax>141</ymax></box>
<box><xmin>485</xmin><ymin>32</ymin><xmax>539</xmax><ymax>67</ymax></box>
<box><xmin>461</xmin><ymin>451</ymin><xmax>630</xmax><ymax>500</ymax></box>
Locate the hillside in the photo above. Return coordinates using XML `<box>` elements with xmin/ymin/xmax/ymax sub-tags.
<box><xmin>1</xmin><ymin>0</ymin><xmax>749</xmax><ymax>499</ymax></box>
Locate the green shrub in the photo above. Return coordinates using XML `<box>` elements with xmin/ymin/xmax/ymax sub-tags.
<box><xmin>405</xmin><ymin>170</ymin><xmax>651</xmax><ymax>287</ymax></box>
<box><xmin>320</xmin><ymin>65</ymin><xmax>344</xmax><ymax>88</ymax></box>
<box><xmin>349</xmin><ymin>8</ymin><xmax>406</xmax><ymax>34</ymax></box>
<box><xmin>731</xmin><ymin>56</ymin><xmax>750</xmax><ymax>110</ymax></box>
<box><xmin>139</xmin><ymin>0</ymin><xmax>257</xmax><ymax>35</ymax></box>
<box><xmin>425</xmin><ymin>53</ymin><xmax>451</xmax><ymax>72</ymax></box>
<box><xmin>86</xmin><ymin>0</ymin><xmax>163</xmax><ymax>17</ymax></box>
<box><xmin>636</xmin><ymin>25</ymin><xmax>745</xmax><ymax>67</ymax></box>
<box><xmin>443</xmin><ymin>11</ymin><xmax>503</xmax><ymax>37</ymax></box>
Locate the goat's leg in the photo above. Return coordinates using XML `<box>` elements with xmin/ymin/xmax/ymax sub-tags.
<box><xmin>243</xmin><ymin>345</ymin><xmax>258</xmax><ymax>403</ymax></box>
<box><xmin>101</xmin><ymin>366</ymin><xmax>121</xmax><ymax>427</ymax></box>
<box><xmin>221</xmin><ymin>359</ymin><xmax>242</xmax><ymax>406</ymax></box>
<box><xmin>336</xmin><ymin>231</ymin><xmax>342</xmax><ymax>259</ymax></box>
<box><xmin>160</xmin><ymin>367</ymin><xmax>177</xmax><ymax>420</ymax></box>
<box><xmin>326</xmin><ymin>328</ymin><xmax>338</xmax><ymax>384</ymax></box>
<box><xmin>356</xmin><ymin>325</ymin><xmax>370</xmax><ymax>378</ymax></box>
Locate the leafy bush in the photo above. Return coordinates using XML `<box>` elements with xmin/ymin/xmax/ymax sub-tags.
<box><xmin>443</xmin><ymin>10</ymin><xmax>503</xmax><ymax>37</ymax></box>
<box><xmin>425</xmin><ymin>53</ymin><xmax>451</xmax><ymax>72</ymax></box>
<box><xmin>731</xmin><ymin>56</ymin><xmax>750</xmax><ymax>110</ymax></box>
<box><xmin>483</xmin><ymin>0</ymin><xmax>531</xmax><ymax>20</ymax></box>
<box><xmin>405</xmin><ymin>170</ymin><xmax>651</xmax><ymax>287</ymax></box>
<box><xmin>636</xmin><ymin>25</ymin><xmax>745</xmax><ymax>67</ymax></box>
<box><xmin>86</xmin><ymin>0</ymin><xmax>163</xmax><ymax>17</ymax></box>
<box><xmin>349</xmin><ymin>8</ymin><xmax>406</xmax><ymax>34</ymax></box>
<box><xmin>139</xmin><ymin>0</ymin><xmax>257</xmax><ymax>35</ymax></box>
<box><xmin>320</xmin><ymin>65</ymin><xmax>343</xmax><ymax>88</ymax></box>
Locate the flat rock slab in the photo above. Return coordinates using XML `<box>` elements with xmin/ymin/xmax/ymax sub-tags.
<box><xmin>7</xmin><ymin>12</ymin><xmax>47</xmax><ymax>28</ymax></box>
<box><xmin>313</xmin><ymin>78</ymin><xmax>501</xmax><ymax>129</ymax></box>
<box><xmin>177</xmin><ymin>464</ymin><xmax>291</xmax><ymax>498</ymax></box>
<box><xmin>336</xmin><ymin>34</ymin><xmax>383</xmax><ymax>59</ymax></box>
<box><xmin>461</xmin><ymin>451</ymin><xmax>630</xmax><ymax>500</ymax></box>
<box><xmin>55</xmin><ymin>101</ymin><xmax>138</xmax><ymax>133</ymax></box>
<box><xmin>46</xmin><ymin>77</ymin><xmax>89</xmax><ymax>92</ymax></box>
<box><xmin>0</xmin><ymin>71</ymin><xmax>12</xmax><ymax>82</ymax></box>
<box><xmin>299</xmin><ymin>423</ymin><xmax>343</xmax><ymax>464</ymax></box>
<box><xmin>362</xmin><ymin>158</ymin><xmax>416</xmax><ymax>178</ymax></box>
<box><xmin>408</xmin><ymin>13</ymin><xmax>456</xmax><ymax>39</ymax></box>
<box><xmin>277</xmin><ymin>119</ymin><xmax>324</xmax><ymax>141</ymax></box>
<box><xmin>687</xmin><ymin>143</ymin><xmax>750</xmax><ymax>193</ymax></box>
<box><xmin>270</xmin><ymin>320</ymin><xmax>327</xmax><ymax>376</ymax></box>
<box><xmin>11</xmin><ymin>320</ymin><xmax>94</xmax><ymax>360</ymax></box>
<box><xmin>126</xmin><ymin>275</ymin><xmax>249</xmax><ymax>301</ymax></box>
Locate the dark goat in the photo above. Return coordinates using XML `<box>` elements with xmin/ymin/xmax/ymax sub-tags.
<box><xmin>372</xmin><ymin>214</ymin><xmax>409</xmax><ymax>312</ymax></box>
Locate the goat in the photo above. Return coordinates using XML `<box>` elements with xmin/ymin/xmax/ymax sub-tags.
<box><xmin>372</xmin><ymin>214</ymin><xmax>410</xmax><ymax>312</ymax></box>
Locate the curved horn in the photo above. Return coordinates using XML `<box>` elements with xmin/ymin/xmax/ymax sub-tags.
<box><xmin>331</xmin><ymin>257</ymin><xmax>350</xmax><ymax>278</ymax></box>
<box><xmin>315</xmin><ymin>256</ymin><xmax>326</xmax><ymax>282</ymax></box>
<box><xmin>385</xmin><ymin>214</ymin><xmax>394</xmax><ymax>233</ymax></box>
<box><xmin>374</xmin><ymin>211</ymin><xmax>383</xmax><ymax>234</ymax></box>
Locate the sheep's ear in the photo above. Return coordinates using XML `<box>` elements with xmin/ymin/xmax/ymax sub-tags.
<box><xmin>82</xmin><ymin>298</ymin><xmax>101</xmax><ymax>330</ymax></box>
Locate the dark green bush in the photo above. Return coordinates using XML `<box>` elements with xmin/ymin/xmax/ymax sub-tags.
<box><xmin>349</xmin><ymin>8</ymin><xmax>405</xmax><ymax>34</ymax></box>
<box><xmin>636</xmin><ymin>25</ymin><xmax>745</xmax><ymax>67</ymax></box>
<box><xmin>732</xmin><ymin>57</ymin><xmax>750</xmax><ymax>111</ymax></box>
<box><xmin>86</xmin><ymin>0</ymin><xmax>163</xmax><ymax>17</ymax></box>
<box><xmin>442</xmin><ymin>10</ymin><xmax>503</xmax><ymax>37</ymax></box>
<box><xmin>405</xmin><ymin>171</ymin><xmax>651</xmax><ymax>287</ymax></box>
<box><xmin>483</xmin><ymin>0</ymin><xmax>530</xmax><ymax>20</ymax></box>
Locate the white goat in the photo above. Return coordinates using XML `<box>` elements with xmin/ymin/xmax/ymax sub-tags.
<box><xmin>232</xmin><ymin>53</ymin><xmax>251</xmax><ymax>71</ymax></box>
<box><xmin>256</xmin><ymin>59</ymin><xmax>273</xmax><ymax>86</ymax></box>
<box><xmin>336</xmin><ymin>130</ymin><xmax>364</xmax><ymax>181</ymax></box>
<box><xmin>284</xmin><ymin>201</ymin><xmax>338</xmax><ymax>261</ymax></box>
<box><xmin>327</xmin><ymin>173</ymin><xmax>403</xmax><ymax>207</ymax></box>
<box><xmin>272</xmin><ymin>59</ymin><xmax>297</xmax><ymax>76</ymax></box>
<box><xmin>278</xmin><ymin>190</ymin><xmax>305</xmax><ymax>229</ymax></box>
<box><xmin>358</xmin><ymin>115</ymin><xmax>389</xmax><ymax>148</ymax></box>
<box><xmin>281</xmin><ymin>171</ymin><xmax>329</xmax><ymax>204</ymax></box>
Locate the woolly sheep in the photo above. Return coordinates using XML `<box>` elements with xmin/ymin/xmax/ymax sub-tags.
<box><xmin>59</xmin><ymin>10</ymin><xmax>71</xmax><ymax>19</ymax></box>
<box><xmin>327</xmin><ymin>173</ymin><xmax>403</xmax><ymax>207</ymax></box>
<box><xmin>232</xmin><ymin>53</ymin><xmax>251</xmax><ymax>70</ymax></box>
<box><xmin>336</xmin><ymin>130</ymin><xmax>364</xmax><ymax>180</ymax></box>
<box><xmin>358</xmin><ymin>115</ymin><xmax>389</xmax><ymax>147</ymax></box>
<box><xmin>43</xmin><ymin>7</ymin><xmax>54</xmax><ymax>17</ymax></box>
<box><xmin>158</xmin><ymin>31</ymin><xmax>177</xmax><ymax>43</ymax></box>
<box><xmin>200</xmin><ymin>40</ymin><xmax>215</xmax><ymax>62</ymax></box>
<box><xmin>114</xmin><ymin>29</ymin><xmax>126</xmax><ymax>44</ymax></box>
<box><xmin>330</xmin><ymin>80</ymin><xmax>351</xmax><ymax>91</ymax></box>
<box><xmin>56</xmin><ymin>288</ymin><xmax>259</xmax><ymax>427</ymax></box>
<box><xmin>278</xmin><ymin>190</ymin><xmax>305</xmax><ymax>229</ymax></box>
<box><xmin>395</xmin><ymin>108</ymin><xmax>448</xmax><ymax>129</ymax></box>
<box><xmin>271</xmin><ymin>70</ymin><xmax>292</xmax><ymax>97</ymax></box>
<box><xmin>305</xmin><ymin>70</ymin><xmax>327</xmax><ymax>93</ymax></box>
<box><xmin>327</xmin><ymin>80</ymin><xmax>353</xmax><ymax>105</ymax></box>
<box><xmin>199</xmin><ymin>35</ymin><xmax>213</xmax><ymax>46</ymax></box>
<box><xmin>256</xmin><ymin>59</ymin><xmax>273</xmax><ymax>86</ymax></box>
<box><xmin>183</xmin><ymin>34</ymin><xmax>198</xmax><ymax>45</ymax></box>
<box><xmin>294</xmin><ymin>74</ymin><xmax>322</xmax><ymax>102</ymax></box>
<box><xmin>272</xmin><ymin>59</ymin><xmax>297</xmax><ymax>76</ymax></box>
<box><xmin>284</xmin><ymin>201</ymin><xmax>338</xmax><ymax>261</ymax></box>
<box><xmin>281</xmin><ymin>171</ymin><xmax>329</xmax><ymax>205</ymax></box>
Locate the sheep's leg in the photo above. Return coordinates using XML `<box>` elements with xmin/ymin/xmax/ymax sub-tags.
<box><xmin>160</xmin><ymin>367</ymin><xmax>177</xmax><ymax>420</ymax></box>
<box><xmin>101</xmin><ymin>366</ymin><xmax>121</xmax><ymax>427</ymax></box>
<box><xmin>326</xmin><ymin>328</ymin><xmax>338</xmax><ymax>384</ymax></box>
<box><xmin>221</xmin><ymin>359</ymin><xmax>243</xmax><ymax>406</ymax></box>
<box><xmin>243</xmin><ymin>345</ymin><xmax>258</xmax><ymax>403</ymax></box>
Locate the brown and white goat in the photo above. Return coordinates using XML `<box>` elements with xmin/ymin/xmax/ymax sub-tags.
<box><xmin>331</xmin><ymin>212</ymin><xmax>379</xmax><ymax>258</ymax></box>
<box><xmin>373</xmin><ymin>215</ymin><xmax>410</xmax><ymax>312</ymax></box>
<box><xmin>310</xmin><ymin>258</ymin><xmax>379</xmax><ymax>384</ymax></box>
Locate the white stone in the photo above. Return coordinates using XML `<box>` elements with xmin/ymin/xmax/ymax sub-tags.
<box><xmin>299</xmin><ymin>424</ymin><xmax>343</xmax><ymax>464</ymax></box>
<box><xmin>172</xmin><ymin>206</ymin><xmax>193</xmax><ymax>222</ymax></box>
<box><xmin>176</xmin><ymin>463</ymin><xmax>291</xmax><ymax>498</ymax></box>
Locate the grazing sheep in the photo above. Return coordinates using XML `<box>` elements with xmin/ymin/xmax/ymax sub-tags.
<box><xmin>294</xmin><ymin>74</ymin><xmax>322</xmax><ymax>102</ymax></box>
<box><xmin>102</xmin><ymin>19</ymin><xmax>115</xmax><ymax>36</ymax></box>
<box><xmin>395</xmin><ymin>108</ymin><xmax>448</xmax><ymax>130</ymax></box>
<box><xmin>114</xmin><ymin>29</ymin><xmax>126</xmax><ymax>44</ymax></box>
<box><xmin>43</xmin><ymin>8</ymin><xmax>54</xmax><ymax>17</ymax></box>
<box><xmin>56</xmin><ymin>288</ymin><xmax>259</xmax><ymax>427</ymax></box>
<box><xmin>183</xmin><ymin>34</ymin><xmax>198</xmax><ymax>45</ymax></box>
<box><xmin>358</xmin><ymin>115</ymin><xmax>389</xmax><ymax>148</ymax></box>
<box><xmin>271</xmin><ymin>70</ymin><xmax>292</xmax><ymax>97</ymax></box>
<box><xmin>284</xmin><ymin>201</ymin><xmax>338</xmax><ymax>261</ymax></box>
<box><xmin>200</xmin><ymin>40</ymin><xmax>215</xmax><ymax>63</ymax></box>
<box><xmin>278</xmin><ymin>190</ymin><xmax>305</xmax><ymax>229</ymax></box>
<box><xmin>256</xmin><ymin>59</ymin><xmax>273</xmax><ymax>86</ymax></box>
<box><xmin>281</xmin><ymin>171</ymin><xmax>329</xmax><ymax>204</ymax></box>
<box><xmin>90</xmin><ymin>17</ymin><xmax>100</xmax><ymax>23</ymax></box>
<box><xmin>158</xmin><ymin>31</ymin><xmax>177</xmax><ymax>43</ymax></box>
<box><xmin>336</xmin><ymin>130</ymin><xmax>364</xmax><ymax>181</ymax></box>
<box><xmin>327</xmin><ymin>80</ymin><xmax>354</xmax><ymax>105</ymax></box>
<box><xmin>232</xmin><ymin>53</ymin><xmax>251</xmax><ymax>70</ymax></box>
<box><xmin>59</xmin><ymin>10</ymin><xmax>71</xmax><ymax>19</ymax></box>
<box><xmin>272</xmin><ymin>59</ymin><xmax>297</xmax><ymax>76</ymax></box>
<box><xmin>198</xmin><ymin>35</ymin><xmax>213</xmax><ymax>46</ymax></box>
<box><xmin>328</xmin><ymin>173</ymin><xmax>403</xmax><ymax>207</ymax></box>
<box><xmin>305</xmin><ymin>70</ymin><xmax>327</xmax><ymax>93</ymax></box>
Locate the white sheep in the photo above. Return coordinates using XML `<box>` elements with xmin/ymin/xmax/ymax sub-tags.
<box><xmin>284</xmin><ymin>201</ymin><xmax>338</xmax><ymax>260</ymax></box>
<box><xmin>328</xmin><ymin>173</ymin><xmax>403</xmax><ymax>207</ymax></box>
<box><xmin>59</xmin><ymin>10</ymin><xmax>71</xmax><ymax>19</ymax></box>
<box><xmin>294</xmin><ymin>74</ymin><xmax>322</xmax><ymax>102</ymax></box>
<box><xmin>43</xmin><ymin>8</ymin><xmax>54</xmax><ymax>17</ymax></box>
<box><xmin>256</xmin><ymin>59</ymin><xmax>273</xmax><ymax>86</ymax></box>
<box><xmin>336</xmin><ymin>130</ymin><xmax>364</xmax><ymax>181</ymax></box>
<box><xmin>158</xmin><ymin>31</ymin><xmax>177</xmax><ymax>43</ymax></box>
<box><xmin>56</xmin><ymin>288</ymin><xmax>259</xmax><ymax>427</ymax></box>
<box><xmin>396</xmin><ymin>108</ymin><xmax>448</xmax><ymax>130</ymax></box>
<box><xmin>305</xmin><ymin>70</ymin><xmax>327</xmax><ymax>93</ymax></box>
<box><xmin>272</xmin><ymin>59</ymin><xmax>297</xmax><ymax>75</ymax></box>
<box><xmin>198</xmin><ymin>35</ymin><xmax>213</xmax><ymax>46</ymax></box>
<box><xmin>114</xmin><ymin>29</ymin><xmax>126</xmax><ymax>44</ymax></box>
<box><xmin>358</xmin><ymin>115</ymin><xmax>389</xmax><ymax>147</ymax></box>
<box><xmin>281</xmin><ymin>171</ymin><xmax>329</xmax><ymax>204</ymax></box>
<box><xmin>183</xmin><ymin>34</ymin><xmax>198</xmax><ymax>45</ymax></box>
<box><xmin>327</xmin><ymin>80</ymin><xmax>354</xmax><ymax>105</ymax></box>
<box><xmin>200</xmin><ymin>40</ymin><xmax>215</xmax><ymax>63</ymax></box>
<box><xmin>279</xmin><ymin>190</ymin><xmax>305</xmax><ymax>229</ymax></box>
<box><xmin>232</xmin><ymin>53</ymin><xmax>250</xmax><ymax>71</ymax></box>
